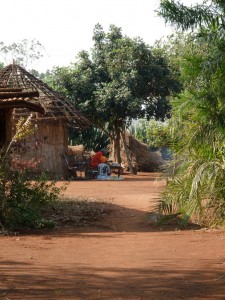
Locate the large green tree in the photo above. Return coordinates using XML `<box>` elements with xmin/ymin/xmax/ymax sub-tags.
<box><xmin>49</xmin><ymin>24</ymin><xmax>179</xmax><ymax>170</ymax></box>
<box><xmin>157</xmin><ymin>0</ymin><xmax>225</xmax><ymax>226</ymax></box>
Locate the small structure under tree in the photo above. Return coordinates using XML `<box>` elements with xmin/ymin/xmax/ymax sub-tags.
<box><xmin>0</xmin><ymin>63</ymin><xmax>91</xmax><ymax>177</ymax></box>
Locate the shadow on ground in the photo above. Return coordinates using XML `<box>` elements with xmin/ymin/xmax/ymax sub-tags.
<box><xmin>18</xmin><ymin>199</ymin><xmax>201</xmax><ymax>237</ymax></box>
<box><xmin>1</xmin><ymin>260</ymin><xmax>224</xmax><ymax>299</ymax></box>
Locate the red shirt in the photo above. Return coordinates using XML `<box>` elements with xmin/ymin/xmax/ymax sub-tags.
<box><xmin>90</xmin><ymin>151</ymin><xmax>103</xmax><ymax>168</ymax></box>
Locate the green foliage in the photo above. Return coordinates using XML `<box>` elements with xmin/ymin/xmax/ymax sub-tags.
<box><xmin>68</xmin><ymin>127</ymin><xmax>110</xmax><ymax>152</ymax></box>
<box><xmin>0</xmin><ymin>168</ymin><xmax>64</xmax><ymax>230</ymax></box>
<box><xmin>158</xmin><ymin>0</ymin><xmax>219</xmax><ymax>31</ymax></box>
<box><xmin>131</xmin><ymin>119</ymin><xmax>171</xmax><ymax>149</ymax></box>
<box><xmin>47</xmin><ymin>24</ymin><xmax>180</xmax><ymax>162</ymax></box>
<box><xmin>0</xmin><ymin>116</ymin><xmax>66</xmax><ymax>232</ymax></box>
<box><xmin>158</xmin><ymin>0</ymin><xmax>225</xmax><ymax>227</ymax></box>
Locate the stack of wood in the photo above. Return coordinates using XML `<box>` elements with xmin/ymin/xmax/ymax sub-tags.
<box><xmin>67</xmin><ymin>145</ymin><xmax>85</xmax><ymax>156</ymax></box>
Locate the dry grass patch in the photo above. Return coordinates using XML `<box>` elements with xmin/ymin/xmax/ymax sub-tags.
<box><xmin>43</xmin><ymin>198</ymin><xmax>113</xmax><ymax>228</ymax></box>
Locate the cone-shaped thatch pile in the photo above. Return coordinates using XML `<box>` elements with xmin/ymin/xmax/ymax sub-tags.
<box><xmin>119</xmin><ymin>133</ymin><xmax>164</xmax><ymax>172</ymax></box>
<box><xmin>0</xmin><ymin>63</ymin><xmax>91</xmax><ymax>129</ymax></box>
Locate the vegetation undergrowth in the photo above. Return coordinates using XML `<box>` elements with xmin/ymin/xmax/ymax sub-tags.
<box><xmin>0</xmin><ymin>114</ymin><xmax>66</xmax><ymax>234</ymax></box>
<box><xmin>157</xmin><ymin>1</ymin><xmax>225</xmax><ymax>228</ymax></box>
<box><xmin>43</xmin><ymin>198</ymin><xmax>112</xmax><ymax>228</ymax></box>
<box><xmin>0</xmin><ymin>114</ymin><xmax>112</xmax><ymax>234</ymax></box>
<box><xmin>0</xmin><ymin>159</ymin><xmax>67</xmax><ymax>233</ymax></box>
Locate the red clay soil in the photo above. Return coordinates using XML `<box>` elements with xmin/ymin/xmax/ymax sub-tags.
<box><xmin>1</xmin><ymin>172</ymin><xmax>225</xmax><ymax>300</ymax></box>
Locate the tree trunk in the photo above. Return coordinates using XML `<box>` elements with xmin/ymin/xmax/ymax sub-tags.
<box><xmin>121</xmin><ymin>128</ymin><xmax>137</xmax><ymax>175</ymax></box>
<box><xmin>114</xmin><ymin>126</ymin><xmax>121</xmax><ymax>163</ymax></box>
<box><xmin>110</xmin><ymin>125</ymin><xmax>122</xmax><ymax>164</ymax></box>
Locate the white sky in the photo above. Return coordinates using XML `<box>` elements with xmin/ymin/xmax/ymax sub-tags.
<box><xmin>0</xmin><ymin>0</ymin><xmax>202</xmax><ymax>72</ymax></box>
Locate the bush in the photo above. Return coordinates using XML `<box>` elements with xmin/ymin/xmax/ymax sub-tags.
<box><xmin>0</xmin><ymin>114</ymin><xmax>67</xmax><ymax>232</ymax></box>
<box><xmin>0</xmin><ymin>166</ymin><xmax>66</xmax><ymax>231</ymax></box>
<box><xmin>131</xmin><ymin>119</ymin><xmax>172</xmax><ymax>149</ymax></box>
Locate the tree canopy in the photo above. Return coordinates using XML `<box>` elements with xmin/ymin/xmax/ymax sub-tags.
<box><xmin>0</xmin><ymin>39</ymin><xmax>45</xmax><ymax>70</ymax></box>
<box><xmin>49</xmin><ymin>24</ymin><xmax>180</xmax><ymax>164</ymax></box>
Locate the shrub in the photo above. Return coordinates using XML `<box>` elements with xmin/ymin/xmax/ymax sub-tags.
<box><xmin>0</xmin><ymin>165</ymin><xmax>66</xmax><ymax>231</ymax></box>
<box><xmin>0</xmin><ymin>114</ymin><xmax>66</xmax><ymax>232</ymax></box>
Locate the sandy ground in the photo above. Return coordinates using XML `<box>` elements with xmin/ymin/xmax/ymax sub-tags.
<box><xmin>1</xmin><ymin>172</ymin><xmax>225</xmax><ymax>299</ymax></box>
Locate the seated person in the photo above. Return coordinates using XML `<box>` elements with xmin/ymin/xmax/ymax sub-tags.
<box><xmin>97</xmin><ymin>156</ymin><xmax>111</xmax><ymax>180</ymax></box>
<box><xmin>90</xmin><ymin>148</ymin><xmax>107</xmax><ymax>168</ymax></box>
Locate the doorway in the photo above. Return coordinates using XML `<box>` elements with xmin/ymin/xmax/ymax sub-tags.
<box><xmin>0</xmin><ymin>110</ymin><xmax>7</xmax><ymax>148</ymax></box>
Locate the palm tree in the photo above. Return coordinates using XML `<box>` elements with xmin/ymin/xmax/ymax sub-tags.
<box><xmin>157</xmin><ymin>0</ymin><xmax>225</xmax><ymax>226</ymax></box>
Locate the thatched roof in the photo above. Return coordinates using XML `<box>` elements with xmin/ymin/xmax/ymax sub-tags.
<box><xmin>0</xmin><ymin>63</ymin><xmax>91</xmax><ymax>129</ymax></box>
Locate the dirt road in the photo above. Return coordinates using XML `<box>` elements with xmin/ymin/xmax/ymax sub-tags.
<box><xmin>1</xmin><ymin>173</ymin><xmax>225</xmax><ymax>299</ymax></box>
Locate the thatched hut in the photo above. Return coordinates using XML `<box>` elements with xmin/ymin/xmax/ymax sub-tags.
<box><xmin>0</xmin><ymin>63</ymin><xmax>91</xmax><ymax>177</ymax></box>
